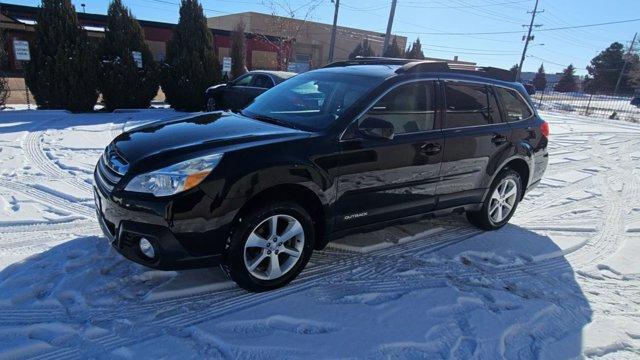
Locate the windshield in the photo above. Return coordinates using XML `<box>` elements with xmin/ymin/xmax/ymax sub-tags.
<box><xmin>242</xmin><ymin>71</ymin><xmax>383</xmax><ymax>131</ymax></box>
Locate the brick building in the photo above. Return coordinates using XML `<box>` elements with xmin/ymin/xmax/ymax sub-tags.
<box><xmin>0</xmin><ymin>3</ymin><xmax>289</xmax><ymax>74</ymax></box>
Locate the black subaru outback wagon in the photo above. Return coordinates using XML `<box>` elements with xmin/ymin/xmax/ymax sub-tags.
<box><xmin>94</xmin><ymin>58</ymin><xmax>549</xmax><ymax>292</ymax></box>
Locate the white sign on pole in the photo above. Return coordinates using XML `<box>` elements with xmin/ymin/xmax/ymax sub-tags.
<box><xmin>222</xmin><ymin>57</ymin><xmax>232</xmax><ymax>72</ymax></box>
<box><xmin>132</xmin><ymin>51</ymin><xmax>143</xmax><ymax>68</ymax></box>
<box><xmin>13</xmin><ymin>40</ymin><xmax>31</xmax><ymax>61</ymax></box>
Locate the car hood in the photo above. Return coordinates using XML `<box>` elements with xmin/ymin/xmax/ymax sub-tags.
<box><xmin>112</xmin><ymin>112</ymin><xmax>308</xmax><ymax>167</ymax></box>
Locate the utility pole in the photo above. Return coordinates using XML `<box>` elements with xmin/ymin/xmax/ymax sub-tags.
<box><xmin>517</xmin><ymin>0</ymin><xmax>543</xmax><ymax>82</ymax></box>
<box><xmin>382</xmin><ymin>0</ymin><xmax>398</xmax><ymax>56</ymax></box>
<box><xmin>614</xmin><ymin>32</ymin><xmax>637</xmax><ymax>95</ymax></box>
<box><xmin>327</xmin><ymin>0</ymin><xmax>340</xmax><ymax>63</ymax></box>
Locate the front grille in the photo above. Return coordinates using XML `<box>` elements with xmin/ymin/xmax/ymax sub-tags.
<box><xmin>95</xmin><ymin>146</ymin><xmax>127</xmax><ymax>192</ymax></box>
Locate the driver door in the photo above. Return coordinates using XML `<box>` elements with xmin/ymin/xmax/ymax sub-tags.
<box><xmin>334</xmin><ymin>80</ymin><xmax>444</xmax><ymax>229</ymax></box>
<box><xmin>224</xmin><ymin>73</ymin><xmax>254</xmax><ymax>110</ymax></box>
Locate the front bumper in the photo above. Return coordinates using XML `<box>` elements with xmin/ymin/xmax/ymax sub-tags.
<box><xmin>94</xmin><ymin>185</ymin><xmax>224</xmax><ymax>270</ymax></box>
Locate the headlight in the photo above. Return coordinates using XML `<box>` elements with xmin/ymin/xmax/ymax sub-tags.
<box><xmin>125</xmin><ymin>153</ymin><xmax>223</xmax><ymax>197</ymax></box>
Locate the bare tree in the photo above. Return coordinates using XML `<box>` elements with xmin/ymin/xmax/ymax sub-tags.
<box><xmin>258</xmin><ymin>0</ymin><xmax>321</xmax><ymax>70</ymax></box>
<box><xmin>230</xmin><ymin>21</ymin><xmax>247</xmax><ymax>79</ymax></box>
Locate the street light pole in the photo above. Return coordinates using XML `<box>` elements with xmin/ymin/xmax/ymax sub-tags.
<box><xmin>327</xmin><ymin>0</ymin><xmax>340</xmax><ymax>63</ymax></box>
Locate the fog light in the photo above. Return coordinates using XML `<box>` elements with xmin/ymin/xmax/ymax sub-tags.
<box><xmin>139</xmin><ymin>238</ymin><xmax>156</xmax><ymax>259</ymax></box>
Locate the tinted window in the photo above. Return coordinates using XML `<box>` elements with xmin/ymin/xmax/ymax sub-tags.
<box><xmin>361</xmin><ymin>82</ymin><xmax>436</xmax><ymax>134</ymax></box>
<box><xmin>444</xmin><ymin>83</ymin><xmax>501</xmax><ymax>128</ymax></box>
<box><xmin>252</xmin><ymin>75</ymin><xmax>273</xmax><ymax>88</ymax></box>
<box><xmin>234</xmin><ymin>74</ymin><xmax>253</xmax><ymax>86</ymax></box>
<box><xmin>496</xmin><ymin>87</ymin><xmax>533</xmax><ymax>121</ymax></box>
<box><xmin>243</xmin><ymin>71</ymin><xmax>383</xmax><ymax>131</ymax></box>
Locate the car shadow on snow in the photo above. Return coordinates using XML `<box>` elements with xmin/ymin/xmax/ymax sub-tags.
<box><xmin>0</xmin><ymin>220</ymin><xmax>593</xmax><ymax>359</ymax></box>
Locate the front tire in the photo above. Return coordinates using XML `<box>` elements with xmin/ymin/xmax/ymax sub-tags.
<box><xmin>224</xmin><ymin>201</ymin><xmax>315</xmax><ymax>292</ymax></box>
<box><xmin>467</xmin><ymin>169</ymin><xmax>522</xmax><ymax>230</ymax></box>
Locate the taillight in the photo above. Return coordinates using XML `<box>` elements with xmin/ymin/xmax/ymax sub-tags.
<box><xmin>540</xmin><ymin>121</ymin><xmax>549</xmax><ymax>138</ymax></box>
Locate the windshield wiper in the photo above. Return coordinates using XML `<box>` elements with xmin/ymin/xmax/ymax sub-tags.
<box><xmin>241</xmin><ymin>111</ymin><xmax>299</xmax><ymax>130</ymax></box>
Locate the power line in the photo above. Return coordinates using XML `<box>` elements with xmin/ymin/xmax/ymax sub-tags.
<box><xmin>404</xmin><ymin>0</ymin><xmax>531</xmax><ymax>9</ymax></box>
<box><xmin>390</xmin><ymin>18</ymin><xmax>640</xmax><ymax>35</ymax></box>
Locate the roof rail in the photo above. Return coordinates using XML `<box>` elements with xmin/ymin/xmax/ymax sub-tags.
<box><xmin>323</xmin><ymin>57</ymin><xmax>516</xmax><ymax>82</ymax></box>
<box><xmin>449</xmin><ymin>66</ymin><xmax>515</xmax><ymax>82</ymax></box>
<box><xmin>322</xmin><ymin>57</ymin><xmax>412</xmax><ymax>68</ymax></box>
<box><xmin>398</xmin><ymin>62</ymin><xmax>515</xmax><ymax>82</ymax></box>
<box><xmin>395</xmin><ymin>61</ymin><xmax>451</xmax><ymax>74</ymax></box>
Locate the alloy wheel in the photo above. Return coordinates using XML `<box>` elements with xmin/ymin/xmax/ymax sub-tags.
<box><xmin>489</xmin><ymin>178</ymin><xmax>518</xmax><ymax>223</ymax></box>
<box><xmin>243</xmin><ymin>214</ymin><xmax>305</xmax><ymax>281</ymax></box>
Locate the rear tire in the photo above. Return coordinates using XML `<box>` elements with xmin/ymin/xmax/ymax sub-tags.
<box><xmin>466</xmin><ymin>168</ymin><xmax>522</xmax><ymax>231</ymax></box>
<box><xmin>205</xmin><ymin>96</ymin><xmax>217</xmax><ymax>112</ymax></box>
<box><xmin>225</xmin><ymin>201</ymin><xmax>315</xmax><ymax>292</ymax></box>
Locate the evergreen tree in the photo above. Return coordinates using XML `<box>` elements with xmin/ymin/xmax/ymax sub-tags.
<box><xmin>0</xmin><ymin>31</ymin><xmax>10</xmax><ymax>108</ymax></box>
<box><xmin>98</xmin><ymin>0</ymin><xmax>159</xmax><ymax>111</ymax></box>
<box><xmin>383</xmin><ymin>36</ymin><xmax>403</xmax><ymax>58</ymax></box>
<box><xmin>161</xmin><ymin>0</ymin><xmax>220</xmax><ymax>111</ymax></box>
<box><xmin>24</xmin><ymin>0</ymin><xmax>98</xmax><ymax>112</ymax></box>
<box><xmin>585</xmin><ymin>42</ymin><xmax>639</xmax><ymax>94</ymax></box>
<box><xmin>349</xmin><ymin>39</ymin><xmax>375</xmax><ymax>59</ymax></box>
<box><xmin>532</xmin><ymin>63</ymin><xmax>547</xmax><ymax>91</ymax></box>
<box><xmin>230</xmin><ymin>21</ymin><xmax>247</xmax><ymax>79</ymax></box>
<box><xmin>509</xmin><ymin>64</ymin><xmax>519</xmax><ymax>81</ymax></box>
<box><xmin>405</xmin><ymin>38</ymin><xmax>425</xmax><ymax>60</ymax></box>
<box><xmin>554</xmin><ymin>64</ymin><xmax>578</xmax><ymax>93</ymax></box>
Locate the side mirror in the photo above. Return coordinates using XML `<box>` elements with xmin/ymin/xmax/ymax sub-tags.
<box><xmin>358</xmin><ymin>117</ymin><xmax>395</xmax><ymax>140</ymax></box>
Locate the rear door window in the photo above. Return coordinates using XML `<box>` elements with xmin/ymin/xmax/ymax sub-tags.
<box><xmin>496</xmin><ymin>87</ymin><xmax>533</xmax><ymax>121</ymax></box>
<box><xmin>361</xmin><ymin>81</ymin><xmax>436</xmax><ymax>134</ymax></box>
<box><xmin>444</xmin><ymin>83</ymin><xmax>501</xmax><ymax>128</ymax></box>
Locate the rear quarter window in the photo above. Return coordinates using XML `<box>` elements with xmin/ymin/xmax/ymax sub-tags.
<box><xmin>496</xmin><ymin>87</ymin><xmax>533</xmax><ymax>122</ymax></box>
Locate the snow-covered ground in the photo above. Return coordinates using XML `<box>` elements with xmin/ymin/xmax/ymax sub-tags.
<box><xmin>0</xmin><ymin>109</ymin><xmax>639</xmax><ymax>359</ymax></box>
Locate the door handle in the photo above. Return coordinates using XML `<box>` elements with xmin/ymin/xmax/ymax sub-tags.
<box><xmin>420</xmin><ymin>143</ymin><xmax>441</xmax><ymax>155</ymax></box>
<box><xmin>491</xmin><ymin>134</ymin><xmax>508</xmax><ymax>145</ymax></box>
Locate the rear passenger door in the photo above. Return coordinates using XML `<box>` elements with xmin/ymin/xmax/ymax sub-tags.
<box><xmin>335</xmin><ymin>80</ymin><xmax>444</xmax><ymax>229</ymax></box>
<box><xmin>436</xmin><ymin>81</ymin><xmax>513</xmax><ymax>209</ymax></box>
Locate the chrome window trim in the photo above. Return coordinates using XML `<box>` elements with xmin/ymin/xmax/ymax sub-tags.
<box><xmin>339</xmin><ymin>77</ymin><xmax>439</xmax><ymax>141</ymax></box>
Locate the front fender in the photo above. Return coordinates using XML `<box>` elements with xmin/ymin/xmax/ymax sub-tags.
<box><xmin>224</xmin><ymin>162</ymin><xmax>333</xmax><ymax>206</ymax></box>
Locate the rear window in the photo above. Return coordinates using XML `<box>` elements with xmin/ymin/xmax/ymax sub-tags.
<box><xmin>496</xmin><ymin>87</ymin><xmax>533</xmax><ymax>121</ymax></box>
<box><xmin>444</xmin><ymin>83</ymin><xmax>501</xmax><ymax>128</ymax></box>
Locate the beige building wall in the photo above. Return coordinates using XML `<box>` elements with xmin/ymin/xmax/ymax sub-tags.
<box><xmin>208</xmin><ymin>12</ymin><xmax>408</xmax><ymax>69</ymax></box>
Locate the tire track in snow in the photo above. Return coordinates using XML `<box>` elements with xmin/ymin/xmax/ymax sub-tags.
<box><xmin>0</xmin><ymin>180</ymin><xmax>94</xmax><ymax>218</ymax></box>
<box><xmin>23</xmin><ymin>130</ymin><xmax>93</xmax><ymax>195</ymax></box>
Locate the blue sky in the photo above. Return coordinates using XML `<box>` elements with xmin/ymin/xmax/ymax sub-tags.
<box><xmin>7</xmin><ymin>0</ymin><xmax>639</xmax><ymax>75</ymax></box>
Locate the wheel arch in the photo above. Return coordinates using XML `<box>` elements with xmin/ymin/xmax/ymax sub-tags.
<box><xmin>231</xmin><ymin>183</ymin><xmax>330</xmax><ymax>250</ymax></box>
<box><xmin>483</xmin><ymin>156</ymin><xmax>532</xmax><ymax>202</ymax></box>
